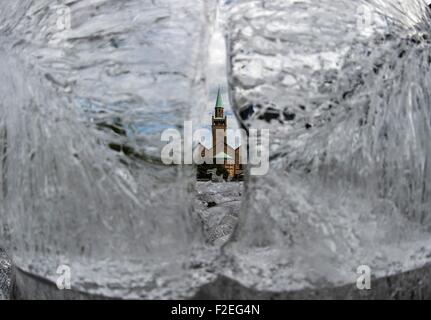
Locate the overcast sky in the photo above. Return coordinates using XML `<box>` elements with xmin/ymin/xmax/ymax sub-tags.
<box><xmin>197</xmin><ymin>11</ymin><xmax>241</xmax><ymax>149</ymax></box>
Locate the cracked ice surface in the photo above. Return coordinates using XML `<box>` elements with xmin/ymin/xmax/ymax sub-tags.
<box><xmin>0</xmin><ymin>0</ymin><xmax>217</xmax><ymax>299</ymax></box>
<box><xmin>223</xmin><ymin>0</ymin><xmax>431</xmax><ymax>291</ymax></box>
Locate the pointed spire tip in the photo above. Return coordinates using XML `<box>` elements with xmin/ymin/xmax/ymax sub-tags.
<box><xmin>215</xmin><ymin>86</ymin><xmax>223</xmax><ymax>108</ymax></box>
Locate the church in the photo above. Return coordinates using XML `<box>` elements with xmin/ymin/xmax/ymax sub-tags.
<box><xmin>195</xmin><ymin>89</ymin><xmax>243</xmax><ymax>180</ymax></box>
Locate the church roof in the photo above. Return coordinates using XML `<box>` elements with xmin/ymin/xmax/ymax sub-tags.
<box><xmin>197</xmin><ymin>142</ymin><xmax>240</xmax><ymax>151</ymax></box>
<box><xmin>214</xmin><ymin>152</ymin><xmax>233</xmax><ymax>160</ymax></box>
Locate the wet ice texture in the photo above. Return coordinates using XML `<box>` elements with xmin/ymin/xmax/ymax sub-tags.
<box><xmin>224</xmin><ymin>0</ymin><xmax>431</xmax><ymax>291</ymax></box>
<box><xmin>0</xmin><ymin>0</ymin><xmax>217</xmax><ymax>299</ymax></box>
<box><xmin>0</xmin><ymin>249</ymin><xmax>11</xmax><ymax>300</ymax></box>
<box><xmin>3</xmin><ymin>0</ymin><xmax>431</xmax><ymax>299</ymax></box>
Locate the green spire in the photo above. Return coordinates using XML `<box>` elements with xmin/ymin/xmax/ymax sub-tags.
<box><xmin>215</xmin><ymin>87</ymin><xmax>223</xmax><ymax>108</ymax></box>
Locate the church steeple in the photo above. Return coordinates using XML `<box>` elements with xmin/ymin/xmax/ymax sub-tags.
<box><xmin>212</xmin><ymin>87</ymin><xmax>227</xmax><ymax>161</ymax></box>
<box><xmin>215</xmin><ymin>87</ymin><xmax>223</xmax><ymax>108</ymax></box>
<box><xmin>214</xmin><ymin>87</ymin><xmax>224</xmax><ymax>118</ymax></box>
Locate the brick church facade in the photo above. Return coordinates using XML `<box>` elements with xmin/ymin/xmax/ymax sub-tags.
<box><xmin>195</xmin><ymin>89</ymin><xmax>243</xmax><ymax>180</ymax></box>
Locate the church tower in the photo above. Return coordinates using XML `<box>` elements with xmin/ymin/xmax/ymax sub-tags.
<box><xmin>212</xmin><ymin>88</ymin><xmax>227</xmax><ymax>162</ymax></box>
